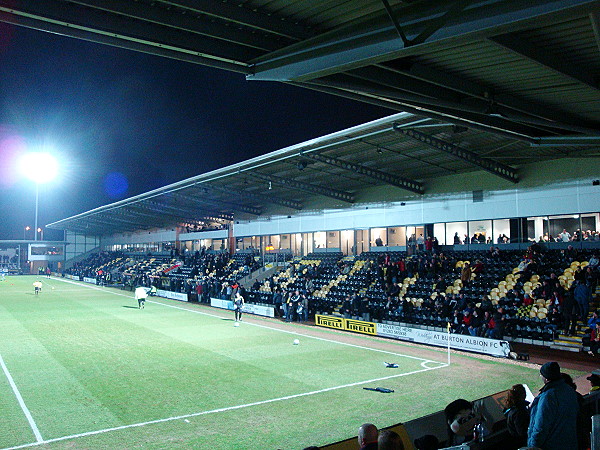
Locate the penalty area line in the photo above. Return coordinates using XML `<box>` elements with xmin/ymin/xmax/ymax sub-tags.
<box><xmin>0</xmin><ymin>354</ymin><xmax>44</xmax><ymax>444</ymax></box>
<box><xmin>4</xmin><ymin>363</ymin><xmax>445</xmax><ymax>450</ymax></box>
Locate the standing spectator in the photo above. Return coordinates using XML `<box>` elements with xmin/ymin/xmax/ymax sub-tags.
<box><xmin>574</xmin><ymin>281</ymin><xmax>592</xmax><ymax>321</ymax></box>
<box><xmin>563</xmin><ymin>290</ymin><xmax>579</xmax><ymax>336</ymax></box>
<box><xmin>358</xmin><ymin>423</ymin><xmax>378</xmax><ymax>450</ymax></box>
<box><xmin>503</xmin><ymin>384</ymin><xmax>530</xmax><ymax>448</ymax></box>
<box><xmin>528</xmin><ymin>361</ymin><xmax>579</xmax><ymax>450</ymax></box>
<box><xmin>559</xmin><ymin>229</ymin><xmax>572</xmax><ymax>242</ymax></box>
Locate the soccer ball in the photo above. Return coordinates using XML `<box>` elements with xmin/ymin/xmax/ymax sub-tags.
<box><xmin>293</xmin><ymin>339</ymin><xmax>300</xmax><ymax>345</ymax></box>
<box><xmin>234</xmin><ymin>322</ymin><xmax>240</xmax><ymax>327</ymax></box>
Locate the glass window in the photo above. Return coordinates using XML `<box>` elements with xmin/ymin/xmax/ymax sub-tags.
<box><xmin>340</xmin><ymin>229</ymin><xmax>354</xmax><ymax>255</ymax></box>
<box><xmin>371</xmin><ymin>227</ymin><xmax>386</xmax><ymax>247</ymax></box>
<box><xmin>468</xmin><ymin>220</ymin><xmax>492</xmax><ymax>244</ymax></box>
<box><xmin>355</xmin><ymin>230</ymin><xmax>368</xmax><ymax>254</ymax></box>
<box><xmin>314</xmin><ymin>232</ymin><xmax>326</xmax><ymax>249</ymax></box>
<box><xmin>302</xmin><ymin>233</ymin><xmax>313</xmax><ymax>255</ymax></box>
<box><xmin>446</xmin><ymin>222</ymin><xmax>467</xmax><ymax>245</ymax></box>
<box><xmin>327</xmin><ymin>231</ymin><xmax>340</xmax><ymax>249</ymax></box>
<box><xmin>492</xmin><ymin>219</ymin><xmax>510</xmax><ymax>244</ymax></box>
<box><xmin>527</xmin><ymin>216</ymin><xmax>548</xmax><ymax>242</ymax></box>
<box><xmin>280</xmin><ymin>234</ymin><xmax>291</xmax><ymax>250</ymax></box>
<box><xmin>548</xmin><ymin>214</ymin><xmax>580</xmax><ymax>242</ymax></box>
<box><xmin>433</xmin><ymin>223</ymin><xmax>445</xmax><ymax>245</ymax></box>
<box><xmin>388</xmin><ymin>227</ymin><xmax>406</xmax><ymax>246</ymax></box>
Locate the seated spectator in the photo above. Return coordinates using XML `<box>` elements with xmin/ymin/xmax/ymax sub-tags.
<box><xmin>503</xmin><ymin>384</ymin><xmax>530</xmax><ymax>448</ymax></box>
<box><xmin>413</xmin><ymin>434</ymin><xmax>439</xmax><ymax>450</ymax></box>
<box><xmin>378</xmin><ymin>429</ymin><xmax>404</xmax><ymax>450</ymax></box>
<box><xmin>444</xmin><ymin>399</ymin><xmax>479</xmax><ymax>446</ymax></box>
<box><xmin>358</xmin><ymin>423</ymin><xmax>378</xmax><ymax>450</ymax></box>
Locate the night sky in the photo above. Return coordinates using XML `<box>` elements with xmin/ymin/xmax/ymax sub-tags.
<box><xmin>0</xmin><ymin>24</ymin><xmax>390</xmax><ymax>240</ymax></box>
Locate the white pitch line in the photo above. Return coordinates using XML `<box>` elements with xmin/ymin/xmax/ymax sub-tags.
<box><xmin>1</xmin><ymin>277</ymin><xmax>450</xmax><ymax>449</ymax></box>
<box><xmin>5</xmin><ymin>362</ymin><xmax>446</xmax><ymax>450</ymax></box>
<box><xmin>53</xmin><ymin>277</ymin><xmax>446</xmax><ymax>364</ymax></box>
<box><xmin>0</xmin><ymin>354</ymin><xmax>44</xmax><ymax>443</ymax></box>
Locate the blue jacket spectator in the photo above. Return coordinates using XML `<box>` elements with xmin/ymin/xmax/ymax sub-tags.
<box><xmin>528</xmin><ymin>362</ymin><xmax>579</xmax><ymax>450</ymax></box>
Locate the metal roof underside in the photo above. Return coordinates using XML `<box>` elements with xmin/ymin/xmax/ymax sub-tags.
<box><xmin>5</xmin><ymin>0</ymin><xmax>599</xmax><ymax>236</ymax></box>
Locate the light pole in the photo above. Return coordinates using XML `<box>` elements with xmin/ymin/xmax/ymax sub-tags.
<box><xmin>24</xmin><ymin>226</ymin><xmax>31</xmax><ymax>240</ymax></box>
<box><xmin>20</xmin><ymin>152</ymin><xmax>58</xmax><ymax>242</ymax></box>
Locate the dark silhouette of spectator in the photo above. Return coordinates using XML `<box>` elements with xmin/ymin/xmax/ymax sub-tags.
<box><xmin>503</xmin><ymin>384</ymin><xmax>530</xmax><ymax>448</ymax></box>
<box><xmin>413</xmin><ymin>434</ymin><xmax>439</xmax><ymax>450</ymax></box>
<box><xmin>444</xmin><ymin>399</ymin><xmax>478</xmax><ymax>446</ymax></box>
<box><xmin>528</xmin><ymin>361</ymin><xmax>579</xmax><ymax>450</ymax></box>
<box><xmin>378</xmin><ymin>429</ymin><xmax>404</xmax><ymax>450</ymax></box>
<box><xmin>358</xmin><ymin>423</ymin><xmax>378</xmax><ymax>450</ymax></box>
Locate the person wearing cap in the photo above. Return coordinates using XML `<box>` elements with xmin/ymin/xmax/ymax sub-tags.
<box><xmin>528</xmin><ymin>361</ymin><xmax>579</xmax><ymax>450</ymax></box>
<box><xmin>588</xmin><ymin>373</ymin><xmax>600</xmax><ymax>394</ymax></box>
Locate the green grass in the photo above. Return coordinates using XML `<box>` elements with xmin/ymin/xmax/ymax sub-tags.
<box><xmin>0</xmin><ymin>276</ymin><xmax>572</xmax><ymax>449</ymax></box>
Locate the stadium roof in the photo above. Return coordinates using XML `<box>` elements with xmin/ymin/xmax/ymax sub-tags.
<box><xmin>46</xmin><ymin>111</ymin><xmax>599</xmax><ymax>236</ymax></box>
<box><xmin>7</xmin><ymin>0</ymin><xmax>599</xmax><ymax>235</ymax></box>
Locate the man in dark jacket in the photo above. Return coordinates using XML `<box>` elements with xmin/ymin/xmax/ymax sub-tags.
<box><xmin>528</xmin><ymin>361</ymin><xmax>579</xmax><ymax>450</ymax></box>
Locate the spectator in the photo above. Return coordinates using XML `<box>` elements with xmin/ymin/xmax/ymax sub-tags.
<box><xmin>444</xmin><ymin>399</ymin><xmax>479</xmax><ymax>446</ymax></box>
<box><xmin>559</xmin><ymin>229</ymin><xmax>571</xmax><ymax>242</ymax></box>
<box><xmin>378</xmin><ymin>429</ymin><xmax>404</xmax><ymax>450</ymax></box>
<box><xmin>527</xmin><ymin>361</ymin><xmax>579</xmax><ymax>450</ymax></box>
<box><xmin>413</xmin><ymin>434</ymin><xmax>439</xmax><ymax>450</ymax></box>
<box><xmin>588</xmin><ymin>373</ymin><xmax>600</xmax><ymax>394</ymax></box>
<box><xmin>358</xmin><ymin>423</ymin><xmax>378</xmax><ymax>450</ymax></box>
<box><xmin>562</xmin><ymin>373</ymin><xmax>589</xmax><ymax>450</ymax></box>
<box><xmin>503</xmin><ymin>384</ymin><xmax>530</xmax><ymax>448</ymax></box>
<box><xmin>574</xmin><ymin>281</ymin><xmax>592</xmax><ymax>321</ymax></box>
<box><xmin>589</xmin><ymin>323</ymin><xmax>600</xmax><ymax>356</ymax></box>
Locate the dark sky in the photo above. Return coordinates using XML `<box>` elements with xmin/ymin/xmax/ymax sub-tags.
<box><xmin>0</xmin><ymin>24</ymin><xmax>390</xmax><ymax>240</ymax></box>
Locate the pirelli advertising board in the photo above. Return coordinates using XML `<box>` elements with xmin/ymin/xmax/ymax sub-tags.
<box><xmin>315</xmin><ymin>315</ymin><xmax>510</xmax><ymax>357</ymax></box>
<box><xmin>315</xmin><ymin>315</ymin><xmax>376</xmax><ymax>335</ymax></box>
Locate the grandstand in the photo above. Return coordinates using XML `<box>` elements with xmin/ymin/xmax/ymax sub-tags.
<box><xmin>2</xmin><ymin>1</ymin><xmax>600</xmax><ymax>449</ymax></box>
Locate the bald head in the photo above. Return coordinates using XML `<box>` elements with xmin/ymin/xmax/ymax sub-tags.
<box><xmin>358</xmin><ymin>423</ymin><xmax>378</xmax><ymax>448</ymax></box>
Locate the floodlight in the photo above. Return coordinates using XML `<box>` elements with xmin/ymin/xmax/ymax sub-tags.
<box><xmin>19</xmin><ymin>152</ymin><xmax>58</xmax><ymax>241</ymax></box>
<box><xmin>20</xmin><ymin>152</ymin><xmax>58</xmax><ymax>184</ymax></box>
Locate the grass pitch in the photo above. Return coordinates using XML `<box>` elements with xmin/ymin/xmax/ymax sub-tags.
<box><xmin>0</xmin><ymin>276</ymin><xmax>560</xmax><ymax>449</ymax></box>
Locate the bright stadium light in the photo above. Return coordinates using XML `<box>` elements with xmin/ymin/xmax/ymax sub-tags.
<box><xmin>20</xmin><ymin>152</ymin><xmax>58</xmax><ymax>184</ymax></box>
<box><xmin>19</xmin><ymin>152</ymin><xmax>58</xmax><ymax>241</ymax></box>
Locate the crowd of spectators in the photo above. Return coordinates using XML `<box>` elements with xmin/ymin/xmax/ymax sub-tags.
<box><xmin>63</xmin><ymin>240</ymin><xmax>599</xmax><ymax>344</ymax></box>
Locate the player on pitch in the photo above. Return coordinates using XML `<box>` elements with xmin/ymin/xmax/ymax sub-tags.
<box><xmin>135</xmin><ymin>286</ymin><xmax>149</xmax><ymax>309</ymax></box>
<box><xmin>234</xmin><ymin>292</ymin><xmax>244</xmax><ymax>322</ymax></box>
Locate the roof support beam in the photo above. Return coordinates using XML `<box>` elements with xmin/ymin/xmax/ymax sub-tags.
<box><xmin>252</xmin><ymin>172</ymin><xmax>355</xmax><ymax>203</ymax></box>
<box><xmin>0</xmin><ymin>3</ymin><xmax>251</xmax><ymax>73</ymax></box>
<box><xmin>489</xmin><ymin>34</ymin><xmax>599</xmax><ymax>90</ymax></box>
<box><xmin>394</xmin><ymin>126</ymin><xmax>520</xmax><ymax>183</ymax></box>
<box><xmin>302</xmin><ymin>152</ymin><xmax>424</xmax><ymax>194</ymax></box>
<box><xmin>208</xmin><ymin>185</ymin><xmax>303</xmax><ymax>210</ymax></box>
<box><xmin>248</xmin><ymin>0</ymin><xmax>598</xmax><ymax>81</ymax></box>
<box><xmin>156</xmin><ymin>0</ymin><xmax>313</xmax><ymax>40</ymax></box>
<box><xmin>177</xmin><ymin>189</ymin><xmax>262</xmax><ymax>216</ymax></box>
<box><xmin>66</xmin><ymin>0</ymin><xmax>284</xmax><ymax>51</ymax></box>
<box><xmin>380</xmin><ymin>61</ymin><xmax>600</xmax><ymax>135</ymax></box>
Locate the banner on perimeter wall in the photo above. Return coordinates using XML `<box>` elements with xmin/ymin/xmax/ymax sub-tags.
<box><xmin>210</xmin><ymin>298</ymin><xmax>275</xmax><ymax>318</ymax></box>
<box><xmin>83</xmin><ymin>277</ymin><xmax>97</xmax><ymax>284</ymax></box>
<box><xmin>315</xmin><ymin>315</ymin><xmax>510</xmax><ymax>357</ymax></box>
<box><xmin>156</xmin><ymin>289</ymin><xmax>188</xmax><ymax>302</ymax></box>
